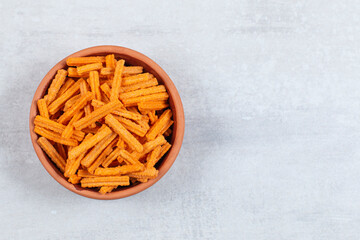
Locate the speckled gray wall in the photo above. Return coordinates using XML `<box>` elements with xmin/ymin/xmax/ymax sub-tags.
<box><xmin>1</xmin><ymin>0</ymin><xmax>360</xmax><ymax>239</ymax></box>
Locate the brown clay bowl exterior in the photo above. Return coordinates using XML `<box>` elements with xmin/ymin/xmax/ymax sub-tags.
<box><xmin>29</xmin><ymin>45</ymin><xmax>185</xmax><ymax>200</ymax></box>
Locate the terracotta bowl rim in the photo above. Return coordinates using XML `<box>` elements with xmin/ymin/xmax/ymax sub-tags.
<box><xmin>29</xmin><ymin>45</ymin><xmax>185</xmax><ymax>200</ymax></box>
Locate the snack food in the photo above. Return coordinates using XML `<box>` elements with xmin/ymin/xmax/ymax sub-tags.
<box><xmin>34</xmin><ymin>55</ymin><xmax>173</xmax><ymax>194</ymax></box>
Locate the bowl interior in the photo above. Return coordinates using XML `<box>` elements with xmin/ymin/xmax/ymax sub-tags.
<box><xmin>29</xmin><ymin>46</ymin><xmax>184</xmax><ymax>200</ymax></box>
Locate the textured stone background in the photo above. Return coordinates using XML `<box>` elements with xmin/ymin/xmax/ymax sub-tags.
<box><xmin>1</xmin><ymin>0</ymin><xmax>360</xmax><ymax>239</ymax></box>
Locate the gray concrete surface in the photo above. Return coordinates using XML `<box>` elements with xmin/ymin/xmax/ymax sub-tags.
<box><xmin>1</xmin><ymin>0</ymin><xmax>360</xmax><ymax>239</ymax></box>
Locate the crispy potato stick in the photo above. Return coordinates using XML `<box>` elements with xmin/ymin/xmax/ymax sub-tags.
<box><xmin>105</xmin><ymin>54</ymin><xmax>116</xmax><ymax>69</ymax></box>
<box><xmin>48</xmin><ymin>79</ymin><xmax>81</xmax><ymax>115</ymax></box>
<box><xmin>61</xmin><ymin>110</ymin><xmax>84</xmax><ymax>139</ymax></box>
<box><xmin>119</xmin><ymin>85</ymin><xmax>166</xmax><ymax>100</ymax></box>
<box><xmin>81</xmin><ymin>132</ymin><xmax>117</xmax><ymax>167</ymax></box>
<box><xmin>82</xmin><ymin>126</ymin><xmax>101</xmax><ymax>134</ymax></box>
<box><xmin>146</xmin><ymin>146</ymin><xmax>162</xmax><ymax>168</ymax></box>
<box><xmin>102</xmin><ymin>147</ymin><xmax>121</xmax><ymax>168</ymax></box>
<box><xmin>58</xmin><ymin>92</ymin><xmax>94</xmax><ymax>124</ymax></box>
<box><xmin>132</xmin><ymin>135</ymin><xmax>166</xmax><ymax>159</ymax></box>
<box><xmin>110</xmin><ymin>60</ymin><xmax>125</xmax><ymax>101</ymax></box>
<box><xmin>123</xmin><ymin>66</ymin><xmax>143</xmax><ymax>76</ymax></box>
<box><xmin>63</xmin><ymin>94</ymin><xmax>81</xmax><ymax>112</ymax></box>
<box><xmin>34</xmin><ymin>126</ymin><xmax>78</xmax><ymax>146</ymax></box>
<box><xmin>118</xmin><ymin>149</ymin><xmax>143</xmax><ymax>166</ymax></box>
<box><xmin>57</xmin><ymin>78</ymin><xmax>75</xmax><ymax>97</ymax></box>
<box><xmin>37</xmin><ymin>137</ymin><xmax>66</xmax><ymax>172</ymax></box>
<box><xmin>121</xmin><ymin>78</ymin><xmax>158</xmax><ymax>93</ymax></box>
<box><xmin>81</xmin><ymin>176</ymin><xmax>130</xmax><ymax>188</ymax></box>
<box><xmin>77</xmin><ymin>62</ymin><xmax>102</xmax><ymax>75</ymax></box>
<box><xmin>68</xmin><ymin>174</ymin><xmax>82</xmax><ymax>184</ymax></box>
<box><xmin>99</xmin><ymin>186</ymin><xmax>115</xmax><ymax>194</ymax></box>
<box><xmin>68</xmin><ymin>126</ymin><xmax>112</xmax><ymax>159</ymax></box>
<box><xmin>92</xmin><ymin>100</ymin><xmax>141</xmax><ymax>120</ymax></box>
<box><xmin>100</xmin><ymin>83</ymin><xmax>112</xmax><ymax>99</ymax></box>
<box><xmin>95</xmin><ymin>164</ymin><xmax>143</xmax><ymax>176</ymax></box>
<box><xmin>66</xmin><ymin>56</ymin><xmax>105</xmax><ymax>66</ymax></box>
<box><xmin>87</xmin><ymin>137</ymin><xmax>117</xmax><ymax>174</ymax></box>
<box><xmin>34</xmin><ymin>115</ymin><xmax>84</xmax><ymax>141</ymax></box>
<box><xmin>114</xmin><ymin>116</ymin><xmax>147</xmax><ymax>137</ymax></box>
<box><xmin>73</xmin><ymin>100</ymin><xmax>122</xmax><ymax>130</ymax></box>
<box><xmin>101</xmin><ymin>92</ymin><xmax>110</xmax><ymax>104</ymax></box>
<box><xmin>65</xmin><ymin>133</ymin><xmax>93</xmax><ymax>177</ymax></box>
<box><xmin>46</xmin><ymin>69</ymin><xmax>67</xmax><ymax>105</ymax></box>
<box><xmin>148</xmin><ymin>110</ymin><xmax>158</xmax><ymax>125</ymax></box>
<box><xmin>100</xmin><ymin>67</ymin><xmax>114</xmax><ymax>76</ymax></box>
<box><xmin>91</xmin><ymin>99</ymin><xmax>106</xmax><ymax>108</ymax></box>
<box><xmin>37</xmin><ymin>98</ymin><xmax>49</xmax><ymax>118</ymax></box>
<box><xmin>105</xmin><ymin>114</ymin><xmax>143</xmax><ymax>152</ymax></box>
<box><xmin>77</xmin><ymin>169</ymin><xmax>101</xmax><ymax>178</ymax></box>
<box><xmin>122</xmin><ymin>73</ymin><xmax>149</xmax><ymax>86</ymax></box>
<box><xmin>127</xmin><ymin>167</ymin><xmax>158</xmax><ymax>179</ymax></box>
<box><xmin>138</xmin><ymin>101</ymin><xmax>169</xmax><ymax>112</ymax></box>
<box><xmin>55</xmin><ymin>142</ymin><xmax>67</xmax><ymax>160</ymax></box>
<box><xmin>80</xmin><ymin>79</ymin><xmax>97</xmax><ymax>129</ymax></box>
<box><xmin>159</xmin><ymin>120</ymin><xmax>173</xmax><ymax>136</ymax></box>
<box><xmin>122</xmin><ymin>92</ymin><xmax>169</xmax><ymax>107</ymax></box>
<box><xmin>146</xmin><ymin>109</ymin><xmax>172</xmax><ymax>141</ymax></box>
<box><xmin>89</xmin><ymin>71</ymin><xmax>101</xmax><ymax>100</ymax></box>
<box><xmin>68</xmin><ymin>67</ymin><xmax>89</xmax><ymax>78</ymax></box>
<box><xmin>164</xmin><ymin>128</ymin><xmax>172</xmax><ymax>137</ymax></box>
<box><xmin>159</xmin><ymin>142</ymin><xmax>171</xmax><ymax>159</ymax></box>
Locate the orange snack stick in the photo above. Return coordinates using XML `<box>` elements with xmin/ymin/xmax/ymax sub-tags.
<box><xmin>110</xmin><ymin>59</ymin><xmax>125</xmax><ymax>101</ymax></box>
<box><xmin>57</xmin><ymin>78</ymin><xmax>75</xmax><ymax>97</ymax></box>
<box><xmin>102</xmin><ymin>147</ymin><xmax>121</xmax><ymax>168</ymax></box>
<box><xmin>68</xmin><ymin>67</ymin><xmax>89</xmax><ymax>78</ymax></box>
<box><xmin>37</xmin><ymin>98</ymin><xmax>49</xmax><ymax>119</ymax></box>
<box><xmin>113</xmin><ymin>109</ymin><xmax>143</xmax><ymax>121</ymax></box>
<box><xmin>61</xmin><ymin>110</ymin><xmax>84</xmax><ymax>139</ymax></box>
<box><xmin>68</xmin><ymin>174</ymin><xmax>82</xmax><ymax>184</ymax></box>
<box><xmin>68</xmin><ymin>125</ymin><xmax>112</xmax><ymax>160</ymax></box>
<box><xmin>63</xmin><ymin>94</ymin><xmax>81</xmax><ymax>112</ymax></box>
<box><xmin>34</xmin><ymin>126</ymin><xmax>78</xmax><ymax>146</ymax></box>
<box><xmin>58</xmin><ymin>92</ymin><xmax>94</xmax><ymax>124</ymax></box>
<box><xmin>123</xmin><ymin>66</ymin><xmax>143</xmax><ymax>76</ymax></box>
<box><xmin>100</xmin><ymin>83</ymin><xmax>112</xmax><ymax>99</ymax></box>
<box><xmin>127</xmin><ymin>167</ymin><xmax>158</xmax><ymax>179</ymax></box>
<box><xmin>118</xmin><ymin>149</ymin><xmax>143</xmax><ymax>166</ymax></box>
<box><xmin>114</xmin><ymin>116</ymin><xmax>147</xmax><ymax>137</ymax></box>
<box><xmin>91</xmin><ymin>99</ymin><xmax>106</xmax><ymax>109</ymax></box>
<box><xmin>122</xmin><ymin>92</ymin><xmax>169</xmax><ymax>107</ymax></box>
<box><xmin>138</xmin><ymin>101</ymin><xmax>169</xmax><ymax>112</ymax></box>
<box><xmin>105</xmin><ymin>54</ymin><xmax>116</xmax><ymax>69</ymax></box>
<box><xmin>66</xmin><ymin>56</ymin><xmax>105</xmax><ymax>66</ymax></box>
<box><xmin>89</xmin><ymin>71</ymin><xmax>101</xmax><ymax>100</ymax></box>
<box><xmin>46</xmin><ymin>69</ymin><xmax>67</xmax><ymax>105</ymax></box>
<box><xmin>34</xmin><ymin>115</ymin><xmax>84</xmax><ymax>141</ymax></box>
<box><xmin>55</xmin><ymin>143</ymin><xmax>67</xmax><ymax>160</ymax></box>
<box><xmin>101</xmin><ymin>92</ymin><xmax>110</xmax><ymax>104</ymax></box>
<box><xmin>159</xmin><ymin>142</ymin><xmax>171</xmax><ymax>159</ymax></box>
<box><xmin>73</xmin><ymin>100</ymin><xmax>122</xmax><ymax>130</ymax></box>
<box><xmin>122</xmin><ymin>73</ymin><xmax>149</xmax><ymax>86</ymax></box>
<box><xmin>48</xmin><ymin>80</ymin><xmax>81</xmax><ymax>115</ymax></box>
<box><xmin>81</xmin><ymin>132</ymin><xmax>117</xmax><ymax>168</ymax></box>
<box><xmin>121</xmin><ymin>78</ymin><xmax>158</xmax><ymax>93</ymax></box>
<box><xmin>146</xmin><ymin>146</ymin><xmax>162</xmax><ymax>168</ymax></box>
<box><xmin>64</xmin><ymin>133</ymin><xmax>93</xmax><ymax>177</ymax></box>
<box><xmin>105</xmin><ymin>114</ymin><xmax>143</xmax><ymax>152</ymax></box>
<box><xmin>146</xmin><ymin>109</ymin><xmax>172</xmax><ymax>141</ymax></box>
<box><xmin>77</xmin><ymin>62</ymin><xmax>102</xmax><ymax>75</ymax></box>
<box><xmin>82</xmin><ymin>126</ymin><xmax>101</xmax><ymax>134</ymax></box>
<box><xmin>99</xmin><ymin>186</ymin><xmax>115</xmax><ymax>194</ymax></box>
<box><xmin>159</xmin><ymin>120</ymin><xmax>173</xmax><ymax>136</ymax></box>
<box><xmin>132</xmin><ymin>135</ymin><xmax>166</xmax><ymax>159</ymax></box>
<box><xmin>95</xmin><ymin>164</ymin><xmax>143</xmax><ymax>176</ymax></box>
<box><xmin>116</xmin><ymin>138</ymin><xmax>125</xmax><ymax>149</ymax></box>
<box><xmin>148</xmin><ymin>110</ymin><xmax>158</xmax><ymax>125</ymax></box>
<box><xmin>80</xmin><ymin>79</ymin><xmax>97</xmax><ymax>129</ymax></box>
<box><xmin>78</xmin><ymin>169</ymin><xmax>103</xmax><ymax>178</ymax></box>
<box><xmin>87</xmin><ymin>137</ymin><xmax>117</xmax><ymax>174</ymax></box>
<box><xmin>37</xmin><ymin>137</ymin><xmax>66</xmax><ymax>172</ymax></box>
<box><xmin>100</xmin><ymin>67</ymin><xmax>114</xmax><ymax>76</ymax></box>
<box><xmin>119</xmin><ymin>85</ymin><xmax>166</xmax><ymax>100</ymax></box>
<box><xmin>81</xmin><ymin>176</ymin><xmax>130</xmax><ymax>188</ymax></box>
